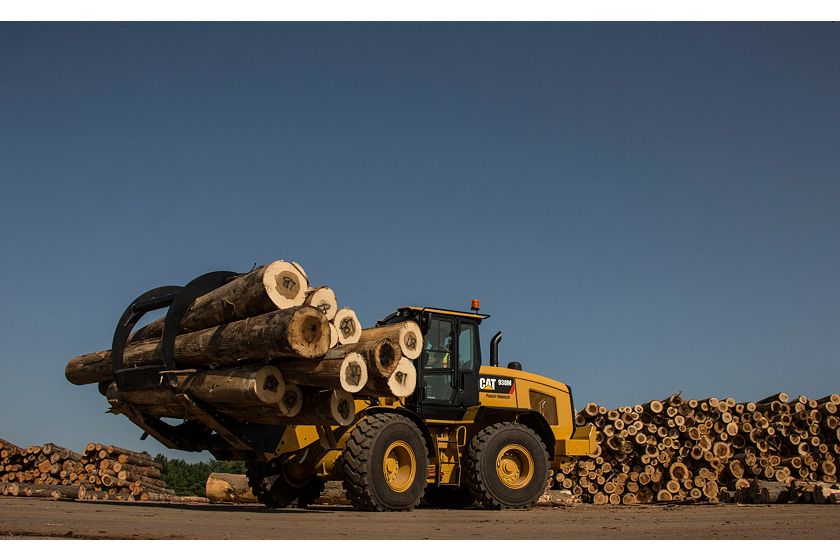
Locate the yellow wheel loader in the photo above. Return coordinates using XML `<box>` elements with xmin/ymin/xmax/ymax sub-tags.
<box><xmin>246</xmin><ymin>304</ymin><xmax>595</xmax><ymax>510</ymax></box>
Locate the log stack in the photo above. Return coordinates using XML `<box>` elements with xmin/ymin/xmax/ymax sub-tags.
<box><xmin>64</xmin><ymin>259</ymin><xmax>423</xmax><ymax>428</ymax></box>
<box><xmin>557</xmin><ymin>392</ymin><xmax>840</xmax><ymax>505</ymax></box>
<box><xmin>0</xmin><ymin>439</ymin><xmax>176</xmax><ymax>502</ymax></box>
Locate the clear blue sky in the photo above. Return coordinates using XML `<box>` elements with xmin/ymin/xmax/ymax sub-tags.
<box><xmin>0</xmin><ymin>23</ymin><xmax>838</xmax><ymax>460</ymax></box>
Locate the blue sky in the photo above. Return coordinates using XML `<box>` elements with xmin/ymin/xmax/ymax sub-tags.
<box><xmin>0</xmin><ymin>23</ymin><xmax>837</xmax><ymax>460</ymax></box>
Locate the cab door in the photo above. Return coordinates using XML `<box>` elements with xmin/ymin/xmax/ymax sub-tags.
<box><xmin>417</xmin><ymin>314</ymin><xmax>480</xmax><ymax>419</ymax></box>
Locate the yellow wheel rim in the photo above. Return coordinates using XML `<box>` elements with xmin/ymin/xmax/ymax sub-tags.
<box><xmin>383</xmin><ymin>440</ymin><xmax>416</xmax><ymax>493</ymax></box>
<box><xmin>495</xmin><ymin>444</ymin><xmax>534</xmax><ymax>489</ymax></box>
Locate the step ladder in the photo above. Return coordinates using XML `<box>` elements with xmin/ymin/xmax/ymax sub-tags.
<box><xmin>435</xmin><ymin>426</ymin><xmax>467</xmax><ymax>486</ymax></box>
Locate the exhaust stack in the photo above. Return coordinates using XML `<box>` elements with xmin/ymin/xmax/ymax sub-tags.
<box><xmin>490</xmin><ymin>331</ymin><xmax>502</xmax><ymax>367</ymax></box>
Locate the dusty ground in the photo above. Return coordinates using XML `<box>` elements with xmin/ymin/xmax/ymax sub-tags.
<box><xmin>0</xmin><ymin>496</ymin><xmax>838</xmax><ymax>539</ymax></box>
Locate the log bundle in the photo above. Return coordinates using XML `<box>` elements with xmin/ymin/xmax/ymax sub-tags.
<box><xmin>65</xmin><ymin>259</ymin><xmax>423</xmax><ymax>429</ymax></box>
<box><xmin>557</xmin><ymin>392</ymin><xmax>840</xmax><ymax>505</ymax></box>
<box><xmin>0</xmin><ymin>439</ymin><xmax>177</xmax><ymax>502</ymax></box>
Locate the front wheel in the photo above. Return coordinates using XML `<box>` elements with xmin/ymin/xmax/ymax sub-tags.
<box><xmin>341</xmin><ymin>413</ymin><xmax>429</xmax><ymax>511</ymax></box>
<box><xmin>464</xmin><ymin>422</ymin><xmax>549</xmax><ymax>509</ymax></box>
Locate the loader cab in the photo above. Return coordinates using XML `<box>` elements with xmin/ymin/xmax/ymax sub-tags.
<box><xmin>380</xmin><ymin>306</ymin><xmax>487</xmax><ymax>420</ymax></box>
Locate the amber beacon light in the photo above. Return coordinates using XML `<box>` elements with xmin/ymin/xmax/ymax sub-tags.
<box><xmin>471</xmin><ymin>299</ymin><xmax>481</xmax><ymax>313</ymax></box>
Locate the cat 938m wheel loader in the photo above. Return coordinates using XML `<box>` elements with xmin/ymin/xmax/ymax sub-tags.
<box><xmin>87</xmin><ymin>276</ymin><xmax>596</xmax><ymax>511</ymax></box>
<box><xmin>246</xmin><ymin>303</ymin><xmax>595</xmax><ymax>511</ymax></box>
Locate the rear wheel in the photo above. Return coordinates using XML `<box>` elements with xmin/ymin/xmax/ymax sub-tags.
<box><xmin>341</xmin><ymin>413</ymin><xmax>429</xmax><ymax>511</ymax></box>
<box><xmin>246</xmin><ymin>460</ymin><xmax>325</xmax><ymax>508</ymax></box>
<box><xmin>465</xmin><ymin>422</ymin><xmax>549</xmax><ymax>509</ymax></box>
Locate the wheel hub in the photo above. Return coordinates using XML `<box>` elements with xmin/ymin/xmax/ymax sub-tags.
<box><xmin>382</xmin><ymin>440</ymin><xmax>416</xmax><ymax>492</ymax></box>
<box><xmin>495</xmin><ymin>444</ymin><xmax>534</xmax><ymax>489</ymax></box>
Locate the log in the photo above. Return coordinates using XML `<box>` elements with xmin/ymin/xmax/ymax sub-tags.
<box><xmin>278</xmin><ymin>383</ymin><xmax>304</xmax><ymax>417</ymax></box>
<box><xmin>78</xmin><ymin>487</ymin><xmax>113</xmax><ymax>501</ymax></box>
<box><xmin>816</xmin><ymin>394</ymin><xmax>840</xmax><ymax>405</ymax></box>
<box><xmin>117</xmin><ymin>471</ymin><xmax>168</xmax><ymax>488</ymax></box>
<box><xmin>130</xmin><ymin>260</ymin><xmax>309</xmax><ymax>342</ymax></box>
<box><xmin>329</xmin><ymin>323</ymin><xmax>338</xmax><ymax>348</ymax></box>
<box><xmin>116</xmin><ymin>454</ymin><xmax>161</xmax><ymax>469</ymax></box>
<box><xmin>177</xmin><ymin>365</ymin><xmax>286</xmax><ymax>405</ymax></box>
<box><xmin>278</xmin><ymin>389</ymin><xmax>356</xmax><ymax>426</ymax></box>
<box><xmin>757</xmin><ymin>392</ymin><xmax>789</xmax><ymax>405</ymax></box>
<box><xmin>357</xmin><ymin>321</ymin><xmax>423</xmax><ymax>361</ymax></box>
<box><xmin>140</xmin><ymin>491</ymin><xmax>180</xmax><ymax>502</ymax></box>
<box><xmin>205</xmin><ymin>473</ymin><xmax>258</xmax><ymax>504</ymax></box>
<box><xmin>13</xmin><ymin>483</ymin><xmax>80</xmax><ymax>500</ymax></box>
<box><xmin>112</xmin><ymin>463</ymin><xmax>162</xmax><ymax>478</ymax></box>
<box><xmin>748</xmin><ymin>479</ymin><xmax>790</xmax><ymax>504</ymax></box>
<box><xmin>281</xmin><ymin>351</ymin><xmax>369</xmax><ymax>393</ymax></box>
<box><xmin>333</xmin><ymin>308</ymin><xmax>362</xmax><ymax>345</ymax></box>
<box><xmin>66</xmin><ymin>306</ymin><xmax>330</xmax><ymax>385</ymax></box>
<box><xmin>107</xmin><ymin>365</ymin><xmax>287</xmax><ymax>410</ymax></box>
<box><xmin>304</xmin><ymin>286</ymin><xmax>338</xmax><ymax>321</ymax></box>
<box><xmin>361</xmin><ymin>356</ymin><xmax>417</xmax><ymax>398</ymax></box>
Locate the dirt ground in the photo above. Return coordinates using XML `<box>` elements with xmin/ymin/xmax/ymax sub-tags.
<box><xmin>1</xmin><ymin>496</ymin><xmax>839</xmax><ymax>539</ymax></box>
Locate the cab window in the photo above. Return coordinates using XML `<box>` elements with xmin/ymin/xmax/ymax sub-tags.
<box><xmin>458</xmin><ymin>323</ymin><xmax>476</xmax><ymax>371</ymax></box>
<box><xmin>422</xmin><ymin>318</ymin><xmax>454</xmax><ymax>371</ymax></box>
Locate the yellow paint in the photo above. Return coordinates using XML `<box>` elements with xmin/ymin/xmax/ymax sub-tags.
<box><xmin>276</xmin><ymin>363</ymin><xmax>596</xmax><ymax>487</ymax></box>
<box><xmin>317</xmin><ymin>449</ymin><xmax>341</xmax><ymax>476</ymax></box>
<box><xmin>477</xmin><ymin>365</ymin><xmax>575</xmax><ymax>439</ymax></box>
<box><xmin>554</xmin><ymin>425</ymin><xmax>597</xmax><ymax>461</ymax></box>
<box><xmin>275</xmin><ymin>425</ymin><xmax>320</xmax><ymax>455</ymax></box>
<box><xmin>383</xmin><ymin>440</ymin><xmax>416</xmax><ymax>492</ymax></box>
<box><xmin>496</xmin><ymin>444</ymin><xmax>534</xmax><ymax>489</ymax></box>
<box><xmin>429</xmin><ymin>425</ymin><xmax>465</xmax><ymax>485</ymax></box>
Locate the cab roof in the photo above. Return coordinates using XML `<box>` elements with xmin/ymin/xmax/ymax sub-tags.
<box><xmin>401</xmin><ymin>306</ymin><xmax>490</xmax><ymax>320</ymax></box>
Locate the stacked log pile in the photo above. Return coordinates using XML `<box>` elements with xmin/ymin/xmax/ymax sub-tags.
<box><xmin>0</xmin><ymin>439</ymin><xmax>176</xmax><ymax>502</ymax></box>
<box><xmin>65</xmin><ymin>259</ymin><xmax>422</xmax><ymax>428</ymax></box>
<box><xmin>557</xmin><ymin>392</ymin><xmax>840</xmax><ymax>505</ymax></box>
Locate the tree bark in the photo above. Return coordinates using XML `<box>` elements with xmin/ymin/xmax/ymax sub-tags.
<box><xmin>278</xmin><ymin>389</ymin><xmax>356</xmax><ymax>426</ymax></box>
<box><xmin>280</xmin><ymin>338</ymin><xmax>400</xmax><ymax>393</ymax></box>
<box><xmin>112</xmin><ymin>463</ymin><xmax>162</xmax><ymax>479</ymax></box>
<box><xmin>280</xmin><ymin>351</ymin><xmax>369</xmax><ymax>393</ymax></box>
<box><xmin>66</xmin><ymin>306</ymin><xmax>330</xmax><ymax>385</ymax></box>
<box><xmin>130</xmin><ymin>260</ymin><xmax>309</xmax><ymax>342</ymax></box>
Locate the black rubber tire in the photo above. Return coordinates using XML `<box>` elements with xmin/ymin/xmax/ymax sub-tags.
<box><xmin>246</xmin><ymin>461</ymin><xmax>325</xmax><ymax>509</ymax></box>
<box><xmin>421</xmin><ymin>485</ymin><xmax>476</xmax><ymax>509</ymax></box>
<box><xmin>464</xmin><ymin>422</ymin><xmax>549</xmax><ymax>509</ymax></box>
<box><xmin>341</xmin><ymin>413</ymin><xmax>429</xmax><ymax>511</ymax></box>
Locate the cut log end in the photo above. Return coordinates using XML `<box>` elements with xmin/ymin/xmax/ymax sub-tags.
<box><xmin>330</xmin><ymin>390</ymin><xmax>356</xmax><ymax>427</ymax></box>
<box><xmin>387</xmin><ymin>357</ymin><xmax>417</xmax><ymax>398</ymax></box>
<box><xmin>288</xmin><ymin>306</ymin><xmax>332</xmax><ymax>358</ymax></box>
<box><xmin>338</xmin><ymin>353</ymin><xmax>368</xmax><ymax>393</ymax></box>
<box><xmin>399</xmin><ymin>321</ymin><xmax>423</xmax><ymax>360</ymax></box>
<box><xmin>333</xmin><ymin>309</ymin><xmax>362</xmax><ymax>345</ymax></box>
<box><xmin>278</xmin><ymin>383</ymin><xmax>304</xmax><ymax>417</ymax></box>
<box><xmin>372</xmin><ymin>338</ymin><xmax>401</xmax><ymax>377</ymax></box>
<box><xmin>304</xmin><ymin>286</ymin><xmax>338</xmax><ymax>321</ymax></box>
<box><xmin>252</xmin><ymin>366</ymin><xmax>286</xmax><ymax>405</ymax></box>
<box><xmin>263</xmin><ymin>260</ymin><xmax>309</xmax><ymax>309</ymax></box>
